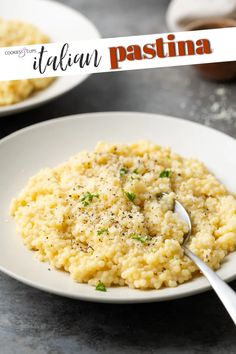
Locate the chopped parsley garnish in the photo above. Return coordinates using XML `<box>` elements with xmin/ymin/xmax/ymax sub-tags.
<box><xmin>120</xmin><ymin>167</ymin><xmax>128</xmax><ymax>176</ymax></box>
<box><xmin>159</xmin><ymin>170</ymin><xmax>171</xmax><ymax>178</ymax></box>
<box><xmin>131</xmin><ymin>234</ymin><xmax>150</xmax><ymax>244</ymax></box>
<box><xmin>81</xmin><ymin>192</ymin><xmax>99</xmax><ymax>206</ymax></box>
<box><xmin>97</xmin><ymin>228</ymin><xmax>109</xmax><ymax>236</ymax></box>
<box><xmin>95</xmin><ymin>281</ymin><xmax>107</xmax><ymax>292</ymax></box>
<box><xmin>123</xmin><ymin>190</ymin><xmax>136</xmax><ymax>202</ymax></box>
<box><xmin>132</xmin><ymin>168</ymin><xmax>139</xmax><ymax>174</ymax></box>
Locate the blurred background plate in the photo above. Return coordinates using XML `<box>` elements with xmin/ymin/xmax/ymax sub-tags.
<box><xmin>0</xmin><ymin>0</ymin><xmax>100</xmax><ymax>117</ymax></box>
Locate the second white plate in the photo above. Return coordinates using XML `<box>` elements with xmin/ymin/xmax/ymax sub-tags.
<box><xmin>1</xmin><ymin>111</ymin><xmax>236</xmax><ymax>303</ymax></box>
<box><xmin>0</xmin><ymin>0</ymin><xmax>100</xmax><ymax>117</ymax></box>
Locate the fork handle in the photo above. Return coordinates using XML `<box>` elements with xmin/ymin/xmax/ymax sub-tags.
<box><xmin>184</xmin><ymin>247</ymin><xmax>236</xmax><ymax>325</ymax></box>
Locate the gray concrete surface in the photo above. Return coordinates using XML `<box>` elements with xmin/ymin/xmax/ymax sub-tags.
<box><xmin>0</xmin><ymin>0</ymin><xmax>236</xmax><ymax>353</ymax></box>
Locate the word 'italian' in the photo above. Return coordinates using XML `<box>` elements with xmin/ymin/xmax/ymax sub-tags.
<box><xmin>109</xmin><ymin>34</ymin><xmax>212</xmax><ymax>69</ymax></box>
<box><xmin>33</xmin><ymin>43</ymin><xmax>102</xmax><ymax>74</ymax></box>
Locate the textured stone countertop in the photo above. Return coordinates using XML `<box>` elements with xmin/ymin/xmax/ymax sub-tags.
<box><xmin>0</xmin><ymin>0</ymin><xmax>236</xmax><ymax>353</ymax></box>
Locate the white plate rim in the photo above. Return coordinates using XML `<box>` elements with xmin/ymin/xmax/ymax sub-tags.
<box><xmin>1</xmin><ymin>111</ymin><xmax>236</xmax><ymax>303</ymax></box>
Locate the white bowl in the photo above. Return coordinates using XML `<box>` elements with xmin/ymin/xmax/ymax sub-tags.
<box><xmin>1</xmin><ymin>112</ymin><xmax>236</xmax><ymax>303</ymax></box>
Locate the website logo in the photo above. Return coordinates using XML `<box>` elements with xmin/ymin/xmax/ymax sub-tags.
<box><xmin>4</xmin><ymin>47</ymin><xmax>37</xmax><ymax>57</ymax></box>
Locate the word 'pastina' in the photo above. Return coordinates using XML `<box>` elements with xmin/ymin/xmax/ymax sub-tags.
<box><xmin>109</xmin><ymin>34</ymin><xmax>212</xmax><ymax>69</ymax></box>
